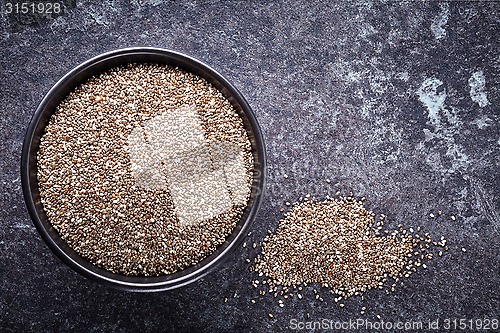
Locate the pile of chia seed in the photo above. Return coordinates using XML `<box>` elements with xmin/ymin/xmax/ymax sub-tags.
<box><xmin>250</xmin><ymin>195</ymin><xmax>447</xmax><ymax>308</ymax></box>
<box><xmin>37</xmin><ymin>63</ymin><xmax>254</xmax><ymax>276</ymax></box>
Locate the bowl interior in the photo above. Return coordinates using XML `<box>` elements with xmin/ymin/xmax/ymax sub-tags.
<box><xmin>22</xmin><ymin>48</ymin><xmax>266</xmax><ymax>291</ymax></box>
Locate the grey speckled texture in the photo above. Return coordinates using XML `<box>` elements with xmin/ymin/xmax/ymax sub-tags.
<box><xmin>1</xmin><ymin>1</ymin><xmax>498</xmax><ymax>332</ymax></box>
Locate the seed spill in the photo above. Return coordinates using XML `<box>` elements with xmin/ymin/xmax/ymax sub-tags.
<box><xmin>250</xmin><ymin>196</ymin><xmax>447</xmax><ymax>304</ymax></box>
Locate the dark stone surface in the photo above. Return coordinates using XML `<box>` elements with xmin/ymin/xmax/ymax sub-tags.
<box><xmin>1</xmin><ymin>1</ymin><xmax>498</xmax><ymax>332</ymax></box>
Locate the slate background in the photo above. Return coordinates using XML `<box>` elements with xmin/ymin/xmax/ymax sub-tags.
<box><xmin>1</xmin><ymin>1</ymin><xmax>498</xmax><ymax>332</ymax></box>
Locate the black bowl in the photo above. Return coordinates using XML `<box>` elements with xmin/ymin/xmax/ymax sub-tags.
<box><xmin>21</xmin><ymin>47</ymin><xmax>266</xmax><ymax>291</ymax></box>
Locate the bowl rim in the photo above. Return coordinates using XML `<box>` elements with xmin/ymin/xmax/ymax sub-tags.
<box><xmin>21</xmin><ymin>47</ymin><xmax>267</xmax><ymax>291</ymax></box>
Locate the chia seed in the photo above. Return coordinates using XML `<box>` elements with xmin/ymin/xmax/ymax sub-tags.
<box><xmin>252</xmin><ymin>196</ymin><xmax>447</xmax><ymax>301</ymax></box>
<box><xmin>37</xmin><ymin>63</ymin><xmax>254</xmax><ymax>276</ymax></box>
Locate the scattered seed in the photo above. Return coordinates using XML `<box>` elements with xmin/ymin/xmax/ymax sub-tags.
<box><xmin>247</xmin><ymin>166</ymin><xmax>454</xmax><ymax>311</ymax></box>
<box><xmin>252</xmin><ymin>196</ymin><xmax>443</xmax><ymax>302</ymax></box>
